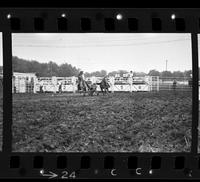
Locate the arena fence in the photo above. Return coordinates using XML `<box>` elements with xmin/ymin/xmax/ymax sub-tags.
<box><xmin>159</xmin><ymin>77</ymin><xmax>192</xmax><ymax>91</ymax></box>
<box><xmin>12</xmin><ymin>72</ymin><xmax>192</xmax><ymax>94</ymax></box>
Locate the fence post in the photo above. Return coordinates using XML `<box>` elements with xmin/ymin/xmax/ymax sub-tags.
<box><xmin>129</xmin><ymin>76</ymin><xmax>132</xmax><ymax>92</ymax></box>
<box><xmin>52</xmin><ymin>76</ymin><xmax>57</xmax><ymax>93</ymax></box>
<box><xmin>33</xmin><ymin>76</ymin><xmax>37</xmax><ymax>93</ymax></box>
<box><xmin>72</xmin><ymin>76</ymin><xmax>76</xmax><ymax>93</ymax></box>
<box><xmin>157</xmin><ymin>76</ymin><xmax>159</xmax><ymax>91</ymax></box>
<box><xmin>110</xmin><ymin>76</ymin><xmax>115</xmax><ymax>93</ymax></box>
<box><xmin>149</xmin><ymin>76</ymin><xmax>152</xmax><ymax>91</ymax></box>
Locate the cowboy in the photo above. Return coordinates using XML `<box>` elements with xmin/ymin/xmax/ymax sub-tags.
<box><xmin>59</xmin><ymin>83</ymin><xmax>62</xmax><ymax>93</ymax></box>
<box><xmin>102</xmin><ymin>75</ymin><xmax>110</xmax><ymax>88</ymax></box>
<box><xmin>100</xmin><ymin>75</ymin><xmax>110</xmax><ymax>94</ymax></box>
<box><xmin>128</xmin><ymin>71</ymin><xmax>134</xmax><ymax>89</ymax></box>
<box><xmin>40</xmin><ymin>85</ymin><xmax>43</xmax><ymax>93</ymax></box>
<box><xmin>129</xmin><ymin>70</ymin><xmax>134</xmax><ymax>78</ymax></box>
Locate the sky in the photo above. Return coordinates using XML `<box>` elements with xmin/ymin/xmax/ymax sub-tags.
<box><xmin>0</xmin><ymin>33</ymin><xmax>2</xmax><ymax>66</ymax></box>
<box><xmin>10</xmin><ymin>33</ymin><xmax>194</xmax><ymax>73</ymax></box>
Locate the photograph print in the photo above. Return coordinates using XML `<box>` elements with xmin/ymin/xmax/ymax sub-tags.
<box><xmin>0</xmin><ymin>33</ymin><xmax>3</xmax><ymax>151</ymax></box>
<box><xmin>12</xmin><ymin>33</ymin><xmax>192</xmax><ymax>152</ymax></box>
<box><xmin>198</xmin><ymin>34</ymin><xmax>200</xmax><ymax>153</ymax></box>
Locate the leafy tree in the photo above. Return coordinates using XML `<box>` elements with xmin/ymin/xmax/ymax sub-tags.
<box><xmin>148</xmin><ymin>69</ymin><xmax>160</xmax><ymax>76</ymax></box>
<box><xmin>161</xmin><ymin>71</ymin><xmax>172</xmax><ymax>77</ymax></box>
<box><xmin>135</xmin><ymin>72</ymin><xmax>146</xmax><ymax>76</ymax></box>
<box><xmin>12</xmin><ymin>56</ymin><xmax>80</xmax><ymax>77</ymax></box>
<box><xmin>183</xmin><ymin>70</ymin><xmax>192</xmax><ymax>78</ymax></box>
<box><xmin>108</xmin><ymin>71</ymin><xmax>118</xmax><ymax>77</ymax></box>
<box><xmin>11</xmin><ymin>56</ymin><xmax>193</xmax><ymax>80</ymax></box>
<box><xmin>118</xmin><ymin>70</ymin><xmax>128</xmax><ymax>77</ymax></box>
<box><xmin>172</xmin><ymin>71</ymin><xmax>184</xmax><ymax>78</ymax></box>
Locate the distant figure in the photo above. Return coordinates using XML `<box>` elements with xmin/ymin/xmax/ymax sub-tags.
<box><xmin>188</xmin><ymin>77</ymin><xmax>192</xmax><ymax>88</ymax></box>
<box><xmin>172</xmin><ymin>79</ymin><xmax>177</xmax><ymax>91</ymax></box>
<box><xmin>129</xmin><ymin>70</ymin><xmax>134</xmax><ymax>78</ymax></box>
<box><xmin>59</xmin><ymin>83</ymin><xmax>62</xmax><ymax>93</ymax></box>
<box><xmin>128</xmin><ymin>70</ymin><xmax>134</xmax><ymax>83</ymax></box>
<box><xmin>40</xmin><ymin>85</ymin><xmax>43</xmax><ymax>93</ymax></box>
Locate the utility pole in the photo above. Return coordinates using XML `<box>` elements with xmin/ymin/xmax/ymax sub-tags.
<box><xmin>49</xmin><ymin>61</ymin><xmax>52</xmax><ymax>77</ymax></box>
<box><xmin>165</xmin><ymin>60</ymin><xmax>168</xmax><ymax>71</ymax></box>
<box><xmin>51</xmin><ymin>62</ymin><xmax>52</xmax><ymax>77</ymax></box>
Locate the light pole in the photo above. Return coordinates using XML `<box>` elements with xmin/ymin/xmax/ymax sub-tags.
<box><xmin>165</xmin><ymin>60</ymin><xmax>168</xmax><ymax>71</ymax></box>
<box><xmin>51</xmin><ymin>62</ymin><xmax>52</xmax><ymax>77</ymax></box>
<box><xmin>49</xmin><ymin>61</ymin><xmax>52</xmax><ymax>77</ymax></box>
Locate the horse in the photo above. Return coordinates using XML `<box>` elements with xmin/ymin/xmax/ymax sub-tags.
<box><xmin>77</xmin><ymin>79</ymin><xmax>88</xmax><ymax>96</ymax></box>
<box><xmin>99</xmin><ymin>78</ymin><xmax>110</xmax><ymax>95</ymax></box>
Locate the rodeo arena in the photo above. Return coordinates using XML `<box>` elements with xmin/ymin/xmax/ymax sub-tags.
<box><xmin>12</xmin><ymin>71</ymin><xmax>193</xmax><ymax>152</ymax></box>
<box><xmin>12</xmin><ymin>72</ymin><xmax>192</xmax><ymax>94</ymax></box>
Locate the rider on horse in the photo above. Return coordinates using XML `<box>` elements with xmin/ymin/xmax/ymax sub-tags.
<box><xmin>100</xmin><ymin>75</ymin><xmax>110</xmax><ymax>94</ymax></box>
<box><xmin>102</xmin><ymin>76</ymin><xmax>109</xmax><ymax>87</ymax></box>
<box><xmin>77</xmin><ymin>71</ymin><xmax>87</xmax><ymax>91</ymax></box>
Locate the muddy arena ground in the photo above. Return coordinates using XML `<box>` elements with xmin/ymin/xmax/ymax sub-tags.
<box><xmin>11</xmin><ymin>91</ymin><xmax>193</xmax><ymax>152</ymax></box>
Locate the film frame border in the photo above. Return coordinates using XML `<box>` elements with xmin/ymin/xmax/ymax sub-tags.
<box><xmin>0</xmin><ymin>8</ymin><xmax>199</xmax><ymax>179</ymax></box>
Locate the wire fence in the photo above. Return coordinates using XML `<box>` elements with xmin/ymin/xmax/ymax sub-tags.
<box><xmin>158</xmin><ymin>77</ymin><xmax>191</xmax><ymax>91</ymax></box>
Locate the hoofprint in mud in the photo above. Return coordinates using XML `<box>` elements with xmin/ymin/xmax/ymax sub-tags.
<box><xmin>12</xmin><ymin>91</ymin><xmax>192</xmax><ymax>152</ymax></box>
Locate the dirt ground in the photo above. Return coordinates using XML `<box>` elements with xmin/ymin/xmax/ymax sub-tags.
<box><xmin>12</xmin><ymin>91</ymin><xmax>192</xmax><ymax>152</ymax></box>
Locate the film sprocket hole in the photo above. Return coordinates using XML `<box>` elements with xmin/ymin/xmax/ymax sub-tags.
<box><xmin>0</xmin><ymin>8</ymin><xmax>199</xmax><ymax>179</ymax></box>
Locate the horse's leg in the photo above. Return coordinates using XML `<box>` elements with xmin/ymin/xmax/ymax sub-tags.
<box><xmin>96</xmin><ymin>88</ymin><xmax>99</xmax><ymax>96</ymax></box>
<box><xmin>100</xmin><ymin>87</ymin><xmax>103</xmax><ymax>95</ymax></box>
<box><xmin>104</xmin><ymin>88</ymin><xmax>107</xmax><ymax>95</ymax></box>
<box><xmin>101</xmin><ymin>88</ymin><xmax>105</xmax><ymax>95</ymax></box>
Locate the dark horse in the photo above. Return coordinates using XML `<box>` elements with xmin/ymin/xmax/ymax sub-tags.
<box><xmin>99</xmin><ymin>77</ymin><xmax>110</xmax><ymax>95</ymax></box>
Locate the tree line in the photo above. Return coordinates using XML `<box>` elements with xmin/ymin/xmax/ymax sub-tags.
<box><xmin>85</xmin><ymin>69</ymin><xmax>192</xmax><ymax>78</ymax></box>
<box><xmin>12</xmin><ymin>56</ymin><xmax>193</xmax><ymax>78</ymax></box>
<box><xmin>12</xmin><ymin>56</ymin><xmax>80</xmax><ymax>77</ymax></box>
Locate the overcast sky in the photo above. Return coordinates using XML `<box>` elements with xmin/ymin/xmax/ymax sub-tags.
<box><xmin>9</xmin><ymin>33</ymin><xmax>194</xmax><ymax>73</ymax></box>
